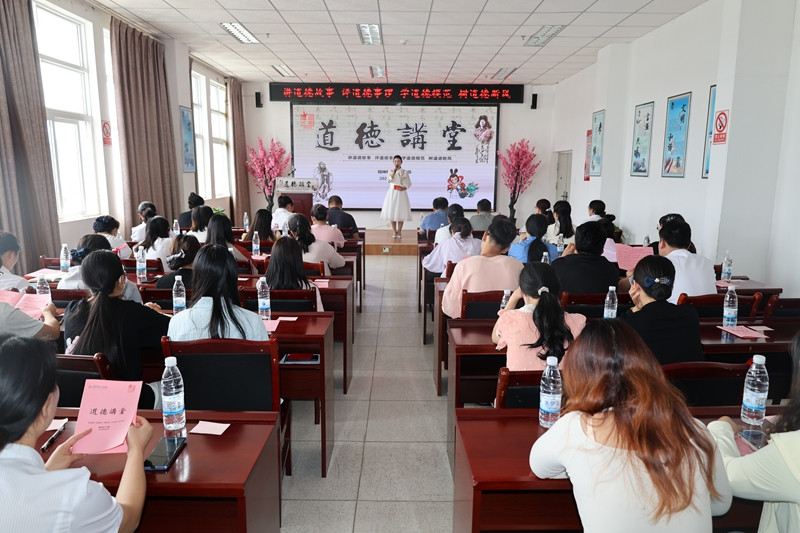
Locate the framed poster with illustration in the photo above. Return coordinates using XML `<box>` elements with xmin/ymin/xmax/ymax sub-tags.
<box><xmin>630</xmin><ymin>101</ymin><xmax>654</xmax><ymax>176</ymax></box>
<box><xmin>589</xmin><ymin>109</ymin><xmax>605</xmax><ymax>176</ymax></box>
<box><xmin>661</xmin><ymin>92</ymin><xmax>691</xmax><ymax>178</ymax></box>
<box><xmin>702</xmin><ymin>85</ymin><xmax>716</xmax><ymax>179</ymax></box>
<box><xmin>180</xmin><ymin>106</ymin><xmax>196</xmax><ymax>173</ymax></box>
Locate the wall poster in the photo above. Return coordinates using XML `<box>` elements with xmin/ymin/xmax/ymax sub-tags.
<box><xmin>180</xmin><ymin>106</ymin><xmax>196</xmax><ymax>173</ymax></box>
<box><xmin>702</xmin><ymin>85</ymin><xmax>716</xmax><ymax>178</ymax></box>
<box><xmin>589</xmin><ymin>110</ymin><xmax>605</xmax><ymax>176</ymax></box>
<box><xmin>661</xmin><ymin>92</ymin><xmax>691</xmax><ymax>178</ymax></box>
<box><xmin>630</xmin><ymin>101</ymin><xmax>654</xmax><ymax>176</ymax></box>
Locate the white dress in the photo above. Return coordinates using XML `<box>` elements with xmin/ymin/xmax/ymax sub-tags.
<box><xmin>380</xmin><ymin>168</ymin><xmax>412</xmax><ymax>222</ymax></box>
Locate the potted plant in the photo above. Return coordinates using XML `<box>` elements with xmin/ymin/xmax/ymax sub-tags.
<box><xmin>245</xmin><ymin>138</ymin><xmax>292</xmax><ymax>212</ymax></box>
<box><xmin>497</xmin><ymin>139</ymin><xmax>540</xmax><ymax>222</ymax></box>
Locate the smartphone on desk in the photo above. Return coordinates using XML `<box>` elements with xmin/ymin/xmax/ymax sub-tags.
<box><xmin>737</xmin><ymin>429</ymin><xmax>769</xmax><ymax>451</ymax></box>
<box><xmin>144</xmin><ymin>437</ymin><xmax>187</xmax><ymax>471</ymax></box>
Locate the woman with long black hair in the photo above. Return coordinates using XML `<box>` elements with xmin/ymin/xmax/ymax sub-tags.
<box><xmin>138</xmin><ymin>216</ymin><xmax>174</xmax><ymax>272</ymax></box>
<box><xmin>265</xmin><ymin>237</ymin><xmax>324</xmax><ymax>311</ymax></box>
<box><xmin>545</xmin><ymin>200</ymin><xmax>576</xmax><ymax>245</ymax></box>
<box><xmin>287</xmin><ymin>213</ymin><xmax>345</xmax><ymax>275</ymax></box>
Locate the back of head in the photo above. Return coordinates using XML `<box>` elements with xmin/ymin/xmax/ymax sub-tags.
<box><xmin>433</xmin><ymin>197</ymin><xmax>448</xmax><ymax>210</ymax></box>
<box><xmin>191</xmin><ymin>245</ymin><xmax>245</xmax><ymax>339</ymax></box>
<box><xmin>328</xmin><ymin>195</ymin><xmax>343</xmax><ymax>208</ymax></box>
<box><xmin>524</xmin><ymin>214</ymin><xmax>550</xmax><ymax>263</ymax></box>
<box><xmin>278</xmin><ymin>195</ymin><xmax>294</xmax><ymax>209</ymax></box>
<box><xmin>187</xmin><ymin>192</ymin><xmax>205</xmax><ymax>209</ymax></box>
<box><xmin>206</xmin><ymin>214</ymin><xmax>234</xmax><ymax>246</ymax></box>
<box><xmin>575</xmin><ymin>221</ymin><xmax>606</xmax><ymax>255</ymax></box>
<box><xmin>552</xmin><ymin>201</ymin><xmax>574</xmax><ymax>239</ymax></box>
<box><xmin>288</xmin><ymin>213</ymin><xmax>315</xmax><ymax>252</ymax></box>
<box><xmin>191</xmin><ymin>205</ymin><xmax>214</xmax><ymax>232</ymax></box>
<box><xmin>80</xmin><ymin>250</ymin><xmax>124</xmax><ymax>294</ymax></box>
<box><xmin>476</xmin><ymin>198</ymin><xmax>491</xmax><ymax>213</ymax></box>
<box><xmin>536</xmin><ymin>199</ymin><xmax>551</xmax><ymax>213</ymax></box>
<box><xmin>597</xmin><ymin>217</ymin><xmax>615</xmax><ymax>240</ymax></box>
<box><xmin>448</xmin><ymin>217</ymin><xmax>472</xmax><ymax>239</ymax></box>
<box><xmin>311</xmin><ymin>203</ymin><xmax>329</xmax><ymax>222</ymax></box>
<box><xmin>633</xmin><ymin>255</ymin><xmax>675</xmax><ymax>301</ymax></box>
<box><xmin>0</xmin><ymin>335</ymin><xmax>57</xmax><ymax>450</ymax></box>
<box><xmin>138</xmin><ymin>201</ymin><xmax>156</xmax><ymax>216</ymax></box>
<box><xmin>588</xmin><ymin>199</ymin><xmax>606</xmax><ymax>216</ymax></box>
<box><xmin>93</xmin><ymin>215</ymin><xmax>120</xmax><ymax>234</ymax></box>
<box><xmin>142</xmin><ymin>216</ymin><xmax>170</xmax><ymax>249</ymax></box>
<box><xmin>265</xmin><ymin>237</ymin><xmax>310</xmax><ymax>290</ymax></box>
<box><xmin>0</xmin><ymin>231</ymin><xmax>21</xmax><ymax>256</ymax></box>
<box><xmin>447</xmin><ymin>203</ymin><xmax>464</xmax><ymax>222</ymax></box>
<box><xmin>247</xmin><ymin>209</ymin><xmax>274</xmax><ymax>241</ymax></box>
<box><xmin>486</xmin><ymin>217</ymin><xmax>517</xmax><ymax>250</ymax></box>
<box><xmin>73</xmin><ymin>234</ymin><xmax>112</xmax><ymax>265</ymax></box>
<box><xmin>659</xmin><ymin>220</ymin><xmax>692</xmax><ymax>249</ymax></box>
<box><xmin>167</xmin><ymin>234</ymin><xmax>201</xmax><ymax>271</ymax></box>
<box><xmin>518</xmin><ymin>263</ymin><xmax>572</xmax><ymax>362</ymax></box>
<box><xmin>658</xmin><ymin>213</ymin><xmax>686</xmax><ymax>228</ymax></box>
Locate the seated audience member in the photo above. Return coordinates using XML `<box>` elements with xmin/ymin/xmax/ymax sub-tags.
<box><xmin>434</xmin><ymin>203</ymin><xmax>464</xmax><ymax>245</ymax></box>
<box><xmin>58</xmin><ymin>234</ymin><xmax>142</xmax><ymax>303</ymax></box>
<box><xmin>156</xmin><ymin>234</ymin><xmax>201</xmax><ymax>289</ymax></box>
<box><xmin>492</xmin><ymin>262</ymin><xmax>585</xmax><ymax>370</ymax></box>
<box><xmin>623</xmin><ymin>255</ymin><xmax>702</xmax><ymax>364</ymax></box>
<box><xmin>535</xmin><ymin>199</ymin><xmax>555</xmax><ymax>226</ymax></box>
<box><xmin>327</xmin><ymin>195</ymin><xmax>359</xmax><ymax>237</ymax></box>
<box><xmin>186</xmin><ymin>205</ymin><xmax>213</xmax><ymax>244</ymax></box>
<box><xmin>422</xmin><ymin>217</ymin><xmax>481</xmax><ymax>275</ymax></box>
<box><xmin>93</xmin><ymin>215</ymin><xmax>132</xmax><ymax>259</ymax></box>
<box><xmin>530</xmin><ymin>320</ymin><xmax>732</xmax><ymax>531</ymax></box>
<box><xmin>272</xmin><ymin>195</ymin><xmax>295</xmax><ymax>232</ymax></box>
<box><xmin>658</xmin><ymin>220</ymin><xmax>716</xmax><ymax>304</ymax></box>
<box><xmin>63</xmin><ymin>250</ymin><xmax>170</xmax><ymax>408</ymax></box>
<box><xmin>178</xmin><ymin>192</ymin><xmax>204</xmax><ymax>229</ymax></box>
<box><xmin>310</xmin><ymin>204</ymin><xmax>345</xmax><ymax>249</ymax></box>
<box><xmin>0</xmin><ymin>232</ymin><xmax>31</xmax><ymax>292</ymax></box>
<box><xmin>579</xmin><ymin>199</ymin><xmax>606</xmax><ymax>225</ymax></box>
<box><xmin>288</xmin><ymin>213</ymin><xmax>345</xmax><ymax>276</ymax></box>
<box><xmin>419</xmin><ymin>197</ymin><xmax>449</xmax><ymax>234</ymax></box>
<box><xmin>264</xmin><ymin>237</ymin><xmax>324</xmax><ymax>311</ymax></box>
<box><xmin>130</xmin><ymin>201</ymin><xmax>157</xmax><ymax>242</ymax></box>
<box><xmin>138</xmin><ymin>216</ymin><xmax>174</xmax><ymax>273</ymax></box>
<box><xmin>0</xmin><ymin>301</ymin><xmax>59</xmax><ymax>339</ymax></box>
<box><xmin>206</xmin><ymin>215</ymin><xmax>252</xmax><ymax>266</ymax></box>
<box><xmin>598</xmin><ymin>217</ymin><xmax>618</xmax><ymax>263</ymax></box>
<box><xmin>545</xmin><ymin>200</ymin><xmax>576</xmax><ymax>246</ymax></box>
<box><xmin>441</xmin><ymin>216</ymin><xmax>523</xmax><ymax>318</ymax></box>
<box><xmin>0</xmin><ymin>335</ymin><xmax>152</xmax><ymax>533</ymax></box>
<box><xmin>551</xmin><ymin>221</ymin><xmax>620</xmax><ymax>294</ymax></box>
<box><xmin>167</xmin><ymin>245</ymin><xmax>268</xmax><ymax>341</ymax></box>
<box><xmin>708</xmin><ymin>331</ymin><xmax>800</xmax><ymax>533</ymax></box>
<box><xmin>242</xmin><ymin>209</ymin><xmax>277</xmax><ymax>244</ymax></box>
<box><xmin>509</xmin><ymin>214</ymin><xmax>558</xmax><ymax>264</ymax></box>
<box><xmin>650</xmin><ymin>213</ymin><xmax>698</xmax><ymax>255</ymax></box>
<box><xmin>469</xmin><ymin>198</ymin><xmax>494</xmax><ymax>231</ymax></box>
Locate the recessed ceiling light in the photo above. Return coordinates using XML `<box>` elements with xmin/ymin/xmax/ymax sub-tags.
<box><xmin>220</xmin><ymin>22</ymin><xmax>260</xmax><ymax>44</ymax></box>
<box><xmin>492</xmin><ymin>67</ymin><xmax>517</xmax><ymax>80</ymax></box>
<box><xmin>272</xmin><ymin>64</ymin><xmax>296</xmax><ymax>77</ymax></box>
<box><xmin>524</xmin><ymin>25</ymin><xmax>565</xmax><ymax>47</ymax></box>
<box><xmin>358</xmin><ymin>23</ymin><xmax>382</xmax><ymax>45</ymax></box>
<box><xmin>370</xmin><ymin>66</ymin><xmax>385</xmax><ymax>78</ymax></box>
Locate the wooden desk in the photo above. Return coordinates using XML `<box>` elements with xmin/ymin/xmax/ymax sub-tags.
<box><xmin>340</xmin><ymin>239</ymin><xmax>364</xmax><ymax>312</ymax></box>
<box><xmin>42</xmin><ymin>409</ymin><xmax>280</xmax><ymax>533</ymax></box>
<box><xmin>417</xmin><ymin>242</ymin><xmax>433</xmax><ymax>314</ymax></box>
<box><xmin>433</xmin><ymin>279</ymin><xmax>449</xmax><ymax>396</ymax></box>
<box><xmin>716</xmin><ymin>280</ymin><xmax>783</xmax><ymax>314</ymax></box>
<box><xmin>454</xmin><ymin>407</ymin><xmax>773</xmax><ymax>533</ymax></box>
<box><xmin>331</xmin><ymin>254</ymin><xmax>358</xmax><ymax>311</ymax></box>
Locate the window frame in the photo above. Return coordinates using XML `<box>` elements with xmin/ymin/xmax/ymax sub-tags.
<box><xmin>191</xmin><ymin>67</ymin><xmax>232</xmax><ymax>200</ymax></box>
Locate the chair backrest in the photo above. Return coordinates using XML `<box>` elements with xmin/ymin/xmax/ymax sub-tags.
<box><xmin>303</xmin><ymin>261</ymin><xmax>325</xmax><ymax>277</ymax></box>
<box><xmin>662</xmin><ymin>361</ymin><xmax>750</xmax><ymax>406</ymax></box>
<box><xmin>235</xmin><ymin>239</ymin><xmax>253</xmax><ymax>252</ymax></box>
<box><xmin>55</xmin><ymin>353</ymin><xmax>114</xmax><ymax>407</ymax></box>
<box><xmin>139</xmin><ymin>287</ymin><xmax>193</xmax><ymax>310</ymax></box>
<box><xmin>764</xmin><ymin>295</ymin><xmax>800</xmax><ymax>318</ymax></box>
<box><xmin>461</xmin><ymin>290</ymin><xmax>522</xmax><ymax>319</ymax></box>
<box><xmin>560</xmin><ymin>291</ymin><xmax>634</xmax><ymax>319</ymax></box>
<box><xmin>426</xmin><ymin>229</ymin><xmax>437</xmax><ymax>242</ymax></box>
<box><xmin>120</xmin><ymin>257</ymin><xmax>165</xmax><ymax>274</ymax></box>
<box><xmin>472</xmin><ymin>230</ymin><xmax>485</xmax><ymax>239</ymax></box>
<box><xmin>495</xmin><ymin>367</ymin><xmax>544</xmax><ymax>409</ymax></box>
<box><xmin>235</xmin><ymin>259</ymin><xmax>251</xmax><ymax>274</ymax></box>
<box><xmin>50</xmin><ymin>289</ymin><xmax>89</xmax><ymax>308</ymax></box>
<box><xmin>676</xmin><ymin>292</ymin><xmax>762</xmax><ymax>318</ymax></box>
<box><xmin>160</xmin><ymin>336</ymin><xmax>281</xmax><ymax>411</ymax></box>
<box><xmin>40</xmin><ymin>255</ymin><xmax>74</xmax><ymax>270</ymax></box>
<box><xmin>239</xmin><ymin>287</ymin><xmax>317</xmax><ymax>313</ymax></box>
<box><xmin>444</xmin><ymin>260</ymin><xmax>457</xmax><ymax>279</ymax></box>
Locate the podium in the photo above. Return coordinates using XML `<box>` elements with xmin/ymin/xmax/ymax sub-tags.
<box><xmin>282</xmin><ymin>193</ymin><xmax>312</xmax><ymax>221</ymax></box>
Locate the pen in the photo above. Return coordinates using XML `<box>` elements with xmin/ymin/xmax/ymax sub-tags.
<box><xmin>40</xmin><ymin>424</ymin><xmax>66</xmax><ymax>453</ymax></box>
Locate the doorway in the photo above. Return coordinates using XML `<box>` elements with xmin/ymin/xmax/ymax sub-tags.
<box><xmin>555</xmin><ymin>151</ymin><xmax>572</xmax><ymax>202</ymax></box>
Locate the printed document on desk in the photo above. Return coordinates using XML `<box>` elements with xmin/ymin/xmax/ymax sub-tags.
<box><xmin>72</xmin><ymin>380</ymin><xmax>141</xmax><ymax>454</ymax></box>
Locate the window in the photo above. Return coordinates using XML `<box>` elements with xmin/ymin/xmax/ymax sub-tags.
<box><xmin>33</xmin><ymin>2</ymin><xmax>103</xmax><ymax>220</ymax></box>
<box><xmin>192</xmin><ymin>70</ymin><xmax>231</xmax><ymax>199</ymax></box>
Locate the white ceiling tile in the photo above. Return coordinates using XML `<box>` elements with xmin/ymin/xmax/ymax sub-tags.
<box><xmin>557</xmin><ymin>25</ymin><xmax>610</xmax><ymax>37</ymax></box>
<box><xmin>460</xmin><ymin>44</ymin><xmax>503</xmax><ymax>55</ymax></box>
<box><xmin>423</xmin><ymin>35</ymin><xmax>467</xmax><ymax>45</ymax></box>
<box><xmin>261</xmin><ymin>34</ymin><xmax>302</xmax><ymax>44</ymax></box>
<box><xmin>127</xmin><ymin>8</ymin><xmax>188</xmax><ymax>22</ymax></box>
<box><xmin>523</xmin><ymin>13</ymin><xmax>579</xmax><ymax>25</ymax></box>
<box><xmin>227</xmin><ymin>10</ymin><xmax>282</xmax><ymax>23</ymax></box>
<box><xmin>571</xmin><ymin>12</ymin><xmax>628</xmax><ymax>25</ymax></box>
<box><xmin>421</xmin><ymin>45</ymin><xmax>463</xmax><ymax>54</ymax></box>
<box><xmin>269</xmin><ymin>0</ymin><xmax>327</xmax><ymax>10</ymax></box>
<box><xmin>114</xmin><ymin>0</ymin><xmax>168</xmax><ymax>7</ymax></box>
<box><xmin>281</xmin><ymin>10</ymin><xmax>334</xmax><ymax>23</ymax></box>
<box><xmin>618</xmin><ymin>13</ymin><xmax>679</xmax><ymax>26</ymax></box>
<box><xmin>217</xmin><ymin>0</ymin><xmax>278</xmax><ymax>9</ymax></box>
<box><xmin>476</xmin><ymin>12</ymin><xmax>532</xmax><ymax>25</ymax></box>
<box><xmin>299</xmin><ymin>35</ymin><xmax>342</xmax><ymax>44</ymax></box>
<box><xmin>431</xmin><ymin>0</ymin><xmax>485</xmax><ymax>10</ymax></box>
<box><xmin>378</xmin><ymin>0</ymin><xmax>431</xmax><ymax>11</ymax></box>
<box><xmin>590</xmin><ymin>36</ymin><xmax>637</xmax><ymax>47</ymax></box>
<box><xmin>485</xmin><ymin>0</ymin><xmax>542</xmax><ymax>12</ymax></box>
<box><xmin>324</xmin><ymin>0</ymin><xmax>379</xmax><ymax>10</ymax></box>
<box><xmin>290</xmin><ymin>23</ymin><xmax>338</xmax><ymax>34</ymax></box>
<box><xmin>587</xmin><ymin>0</ymin><xmax>650</xmax><ymax>12</ymax></box>
<box><xmin>330</xmin><ymin>13</ymin><xmax>378</xmax><ymax>24</ymax></box>
<box><xmin>469</xmin><ymin>25</ymin><xmax>518</xmax><ymax>36</ymax></box>
<box><xmin>378</xmin><ymin>11</ymin><xmax>430</xmax><ymax>25</ymax></box>
<box><xmin>152</xmin><ymin>21</ymin><xmax>202</xmax><ymax>34</ymax></box>
<box><xmin>638</xmin><ymin>0</ymin><xmax>708</xmax><ymax>14</ymax></box>
<box><xmin>166</xmin><ymin>0</ymin><xmax>220</xmax><ymax>8</ymax></box>
<box><xmin>425</xmin><ymin>24</ymin><xmax>474</xmax><ymax>36</ymax></box>
<box><xmin>427</xmin><ymin>11</ymin><xmax>479</xmax><ymax>25</ymax></box>
<box><xmin>267</xmin><ymin>42</ymin><xmax>309</xmax><ymax>51</ymax></box>
<box><xmin>465</xmin><ymin>34</ymin><xmax>511</xmax><ymax>46</ymax></box>
<box><xmin>535</xmin><ymin>0</ymin><xmax>594</xmax><ymax>13</ymax></box>
<box><xmin>238</xmin><ymin>22</ymin><xmax>294</xmax><ymax>34</ymax></box>
<box><xmin>602</xmin><ymin>26</ymin><xmax>653</xmax><ymax>38</ymax></box>
<box><xmin>548</xmin><ymin>36</ymin><xmax>593</xmax><ymax>47</ymax></box>
<box><xmin>383</xmin><ymin>25</ymin><xmax>426</xmax><ymax>36</ymax></box>
<box><xmin>178</xmin><ymin>8</ymin><xmax>230</xmax><ymax>23</ymax></box>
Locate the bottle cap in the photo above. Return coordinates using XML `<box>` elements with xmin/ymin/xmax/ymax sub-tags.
<box><xmin>259</xmin><ymin>277</ymin><xmax>267</xmax><ymax>283</ymax></box>
<box><xmin>175</xmin><ymin>275</ymin><xmax>182</xmax><ymax>281</ymax></box>
<box><xmin>546</xmin><ymin>356</ymin><xmax>558</xmax><ymax>366</ymax></box>
<box><xmin>753</xmin><ymin>354</ymin><xmax>766</xmax><ymax>365</ymax></box>
<box><xmin>608</xmin><ymin>286</ymin><xmax>616</xmax><ymax>291</ymax></box>
<box><xmin>165</xmin><ymin>356</ymin><xmax>177</xmax><ymax>367</ymax></box>
<box><xmin>39</xmin><ymin>275</ymin><xmax>46</xmax><ymax>281</ymax></box>
<box><xmin>254</xmin><ymin>231</ymin><xmax>259</xmax><ymax>236</ymax></box>
<box><xmin>504</xmin><ymin>289</ymin><xmax>511</xmax><ymax>295</ymax></box>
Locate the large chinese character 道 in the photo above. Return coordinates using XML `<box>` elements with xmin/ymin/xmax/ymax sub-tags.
<box><xmin>316</xmin><ymin>119</ymin><xmax>339</xmax><ymax>151</ymax></box>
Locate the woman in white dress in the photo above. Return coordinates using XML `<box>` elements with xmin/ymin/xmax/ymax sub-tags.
<box><xmin>380</xmin><ymin>155</ymin><xmax>412</xmax><ymax>239</ymax></box>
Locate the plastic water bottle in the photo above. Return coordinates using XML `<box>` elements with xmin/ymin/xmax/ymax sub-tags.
<box><xmin>172</xmin><ymin>275</ymin><xmax>186</xmax><ymax>314</ymax></box>
<box><xmin>643</xmin><ymin>235</ymin><xmax>650</xmax><ymax>247</ymax></box>
<box><xmin>500</xmin><ymin>289</ymin><xmax>511</xmax><ymax>311</ymax></box>
<box><xmin>603</xmin><ymin>286</ymin><xmax>618</xmax><ymax>318</ymax></box>
<box><xmin>539</xmin><ymin>356</ymin><xmax>562</xmax><ymax>429</ymax></box>
<box><xmin>59</xmin><ymin>243</ymin><xmax>70</xmax><ymax>272</ymax></box>
<box><xmin>252</xmin><ymin>231</ymin><xmax>261</xmax><ymax>256</ymax></box>
<box><xmin>741</xmin><ymin>354</ymin><xmax>769</xmax><ymax>426</ymax></box>
<box><xmin>243</xmin><ymin>211</ymin><xmax>249</xmax><ymax>232</ymax></box>
<box><xmin>722</xmin><ymin>250</ymin><xmax>733</xmax><ymax>282</ymax></box>
<box><xmin>723</xmin><ymin>286</ymin><xmax>738</xmax><ymax>327</ymax></box>
<box><xmin>541</xmin><ymin>251</ymin><xmax>550</xmax><ymax>264</ymax></box>
<box><xmin>172</xmin><ymin>219</ymin><xmax>180</xmax><ymax>235</ymax></box>
<box><xmin>257</xmin><ymin>277</ymin><xmax>271</xmax><ymax>319</ymax></box>
<box><xmin>135</xmin><ymin>247</ymin><xmax>147</xmax><ymax>283</ymax></box>
<box><xmin>556</xmin><ymin>234</ymin><xmax>565</xmax><ymax>256</ymax></box>
<box><xmin>161</xmin><ymin>356</ymin><xmax>186</xmax><ymax>430</ymax></box>
<box><xmin>36</xmin><ymin>275</ymin><xmax>51</xmax><ymax>298</ymax></box>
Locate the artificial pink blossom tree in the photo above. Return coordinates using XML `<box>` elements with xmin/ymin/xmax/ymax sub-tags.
<box><xmin>245</xmin><ymin>138</ymin><xmax>292</xmax><ymax>212</ymax></box>
<box><xmin>497</xmin><ymin>139</ymin><xmax>541</xmax><ymax>221</ymax></box>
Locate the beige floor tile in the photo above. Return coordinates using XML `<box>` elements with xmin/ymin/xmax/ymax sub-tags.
<box><xmin>290</xmin><ymin>399</ymin><xmax>369</xmax><ymax>442</ymax></box>
<box><xmin>354</xmin><ymin>327</ymin><xmax>379</xmax><ymax>346</ymax></box>
<box><xmin>335</xmin><ymin>370</ymin><xmax>373</xmax><ymax>400</ymax></box>
<box><xmin>370</xmin><ymin>370</ymin><xmax>442</xmax><ymax>401</ymax></box>
<box><xmin>350</xmin><ymin>345</ymin><xmax>377</xmax><ymax>370</ymax></box>
<box><xmin>353</xmin><ymin>501</ymin><xmax>453</xmax><ymax>533</ymax></box>
<box><xmin>376</xmin><ymin>327</ymin><xmax>425</xmax><ymax>347</ymax></box>
<box><xmin>358</xmin><ymin>442</ymin><xmax>453</xmax><ymax>501</ymax></box>
<box><xmin>375</xmin><ymin>346</ymin><xmax>434</xmax><ymax>371</ymax></box>
<box><xmin>378</xmin><ymin>311</ymin><xmax>422</xmax><ymax>328</ymax></box>
<box><xmin>281</xmin><ymin>500</ymin><xmax>356</xmax><ymax>533</ymax></box>
<box><xmin>366</xmin><ymin>400</ymin><xmax>447</xmax><ymax>442</ymax></box>
<box><xmin>282</xmin><ymin>441</ymin><xmax>364</xmax><ymax>501</ymax></box>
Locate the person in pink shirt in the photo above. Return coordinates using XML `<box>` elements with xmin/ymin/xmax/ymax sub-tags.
<box><xmin>441</xmin><ymin>216</ymin><xmax>522</xmax><ymax>319</ymax></box>
<box><xmin>492</xmin><ymin>262</ymin><xmax>586</xmax><ymax>371</ymax></box>
<box><xmin>309</xmin><ymin>204</ymin><xmax>345</xmax><ymax>250</ymax></box>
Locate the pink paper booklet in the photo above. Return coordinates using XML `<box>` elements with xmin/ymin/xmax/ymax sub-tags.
<box><xmin>72</xmin><ymin>380</ymin><xmax>141</xmax><ymax>454</ymax></box>
<box><xmin>0</xmin><ymin>290</ymin><xmax>49</xmax><ymax>319</ymax></box>
<box><xmin>717</xmin><ymin>325</ymin><xmax>769</xmax><ymax>339</ymax></box>
<box><xmin>614</xmin><ymin>244</ymin><xmax>653</xmax><ymax>271</ymax></box>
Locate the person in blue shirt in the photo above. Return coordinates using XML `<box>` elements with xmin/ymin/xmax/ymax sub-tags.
<box><xmin>418</xmin><ymin>197</ymin><xmax>448</xmax><ymax>235</ymax></box>
<box><xmin>508</xmin><ymin>214</ymin><xmax>558</xmax><ymax>263</ymax></box>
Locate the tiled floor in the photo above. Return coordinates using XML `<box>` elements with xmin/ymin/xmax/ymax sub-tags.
<box><xmin>280</xmin><ymin>255</ymin><xmax>453</xmax><ymax>532</ymax></box>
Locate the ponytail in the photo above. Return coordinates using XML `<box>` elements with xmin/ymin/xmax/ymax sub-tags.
<box><xmin>526</xmin><ymin>239</ymin><xmax>548</xmax><ymax>263</ymax></box>
<box><xmin>527</xmin><ymin>289</ymin><xmax>574</xmax><ymax>362</ymax></box>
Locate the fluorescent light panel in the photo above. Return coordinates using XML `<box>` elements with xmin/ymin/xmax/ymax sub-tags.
<box><xmin>524</xmin><ymin>25</ymin><xmax>565</xmax><ymax>47</ymax></box>
<box><xmin>358</xmin><ymin>23</ymin><xmax>382</xmax><ymax>45</ymax></box>
<box><xmin>220</xmin><ymin>22</ymin><xmax>260</xmax><ymax>44</ymax></box>
<box><xmin>492</xmin><ymin>67</ymin><xmax>517</xmax><ymax>80</ymax></box>
<box><xmin>370</xmin><ymin>65</ymin><xmax>385</xmax><ymax>78</ymax></box>
<box><xmin>272</xmin><ymin>64</ymin><xmax>296</xmax><ymax>77</ymax></box>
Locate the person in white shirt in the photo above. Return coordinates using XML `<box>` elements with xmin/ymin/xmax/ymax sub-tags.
<box><xmin>422</xmin><ymin>217</ymin><xmax>481</xmax><ymax>275</ymax></box>
<box><xmin>310</xmin><ymin>204</ymin><xmax>345</xmax><ymax>249</ymax></box>
<box><xmin>130</xmin><ymin>201</ymin><xmax>157</xmax><ymax>242</ymax></box>
<box><xmin>272</xmin><ymin>195</ymin><xmax>295</xmax><ymax>233</ymax></box>
<box><xmin>578</xmin><ymin>199</ymin><xmax>606</xmax><ymax>225</ymax></box>
<box><xmin>93</xmin><ymin>215</ymin><xmax>132</xmax><ymax>259</ymax></box>
<box><xmin>434</xmin><ymin>203</ymin><xmax>464</xmax><ymax>245</ymax></box>
<box><xmin>0</xmin><ymin>232</ymin><xmax>30</xmax><ymax>292</ymax></box>
<box><xmin>287</xmin><ymin>214</ymin><xmax>345</xmax><ymax>276</ymax></box>
<box><xmin>658</xmin><ymin>219</ymin><xmax>716</xmax><ymax>304</ymax></box>
<box><xmin>58</xmin><ymin>234</ymin><xmax>142</xmax><ymax>303</ymax></box>
<box><xmin>0</xmin><ymin>302</ymin><xmax>60</xmax><ymax>339</ymax></box>
<box><xmin>0</xmin><ymin>334</ymin><xmax>153</xmax><ymax>533</ymax></box>
<box><xmin>137</xmin><ymin>216</ymin><xmax>174</xmax><ymax>273</ymax></box>
<box><xmin>185</xmin><ymin>205</ymin><xmax>213</xmax><ymax>244</ymax></box>
<box><xmin>167</xmin><ymin>245</ymin><xmax>268</xmax><ymax>341</ymax></box>
<box><xmin>545</xmin><ymin>200</ymin><xmax>576</xmax><ymax>246</ymax></box>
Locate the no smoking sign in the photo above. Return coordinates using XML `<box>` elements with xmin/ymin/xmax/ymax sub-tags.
<box><xmin>712</xmin><ymin>109</ymin><xmax>729</xmax><ymax>144</ymax></box>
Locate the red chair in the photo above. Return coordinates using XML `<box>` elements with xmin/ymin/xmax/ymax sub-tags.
<box><xmin>495</xmin><ymin>367</ymin><xmax>544</xmax><ymax>409</ymax></box>
<box><xmin>139</xmin><ymin>287</ymin><xmax>193</xmax><ymax>310</ymax></box>
<box><xmin>39</xmin><ymin>255</ymin><xmax>74</xmax><ymax>270</ymax></box>
<box><xmin>55</xmin><ymin>352</ymin><xmax>114</xmax><ymax>407</ymax></box>
<box><xmin>461</xmin><ymin>290</ymin><xmax>522</xmax><ymax>319</ymax></box>
<box><xmin>662</xmin><ymin>361</ymin><xmax>750</xmax><ymax>406</ymax></box>
<box><xmin>560</xmin><ymin>291</ymin><xmax>634</xmax><ymax>319</ymax></box>
<box><xmin>50</xmin><ymin>288</ymin><xmax>89</xmax><ymax>308</ymax></box>
<box><xmin>677</xmin><ymin>292</ymin><xmax>762</xmax><ymax>318</ymax></box>
<box><xmin>239</xmin><ymin>287</ymin><xmax>317</xmax><ymax>313</ymax></box>
<box><xmin>120</xmin><ymin>257</ymin><xmax>165</xmax><ymax>274</ymax></box>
